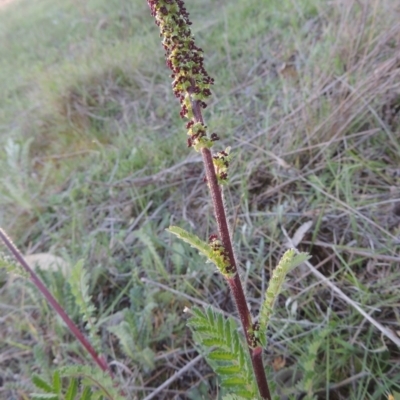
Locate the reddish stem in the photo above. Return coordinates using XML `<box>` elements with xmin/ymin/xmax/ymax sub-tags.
<box><xmin>0</xmin><ymin>229</ymin><xmax>112</xmax><ymax>376</ymax></box>
<box><xmin>192</xmin><ymin>100</ymin><xmax>271</xmax><ymax>400</ymax></box>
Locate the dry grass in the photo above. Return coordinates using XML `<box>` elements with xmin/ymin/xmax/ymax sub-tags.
<box><xmin>0</xmin><ymin>0</ymin><xmax>400</xmax><ymax>399</ymax></box>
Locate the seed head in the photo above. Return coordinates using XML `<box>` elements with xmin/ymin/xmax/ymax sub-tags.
<box><xmin>147</xmin><ymin>0</ymin><xmax>216</xmax><ymax>152</ymax></box>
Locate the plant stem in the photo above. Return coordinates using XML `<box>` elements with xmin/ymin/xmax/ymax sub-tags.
<box><xmin>192</xmin><ymin>100</ymin><xmax>271</xmax><ymax>400</ymax></box>
<box><xmin>0</xmin><ymin>229</ymin><xmax>112</xmax><ymax>376</ymax></box>
<box><xmin>145</xmin><ymin>0</ymin><xmax>271</xmax><ymax>395</ymax></box>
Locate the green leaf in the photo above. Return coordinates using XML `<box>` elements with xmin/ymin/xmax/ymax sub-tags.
<box><xmin>299</xmin><ymin>328</ymin><xmax>329</xmax><ymax>396</ymax></box>
<box><xmin>188</xmin><ymin>306</ymin><xmax>257</xmax><ymax>397</ymax></box>
<box><xmin>258</xmin><ymin>249</ymin><xmax>310</xmax><ymax>346</ymax></box>
<box><xmin>167</xmin><ymin>226</ymin><xmax>234</xmax><ymax>276</ymax></box>
<box><xmin>31</xmin><ymin>375</ymin><xmax>54</xmax><ymax>393</ymax></box>
<box><xmin>59</xmin><ymin>365</ymin><xmax>125</xmax><ymax>400</ymax></box>
<box><xmin>30</xmin><ymin>394</ymin><xmax>59</xmax><ymax>400</ymax></box>
<box><xmin>203</xmin><ymin>337</ymin><xmax>225</xmax><ymax>346</ymax></box>
<box><xmin>65</xmin><ymin>378</ymin><xmax>78</xmax><ymax>400</ymax></box>
<box><xmin>167</xmin><ymin>226</ymin><xmax>213</xmax><ymax>259</ymax></box>
<box><xmin>68</xmin><ymin>259</ymin><xmax>100</xmax><ymax>350</ymax></box>
<box><xmin>53</xmin><ymin>370</ymin><xmax>61</xmax><ymax>395</ymax></box>
<box><xmin>80</xmin><ymin>387</ymin><xmax>93</xmax><ymax>400</ymax></box>
<box><xmin>209</xmin><ymin>350</ymin><xmax>235</xmax><ymax>361</ymax></box>
<box><xmin>215</xmin><ymin>365</ymin><xmax>241</xmax><ymax>374</ymax></box>
<box><xmin>221</xmin><ymin>377</ymin><xmax>248</xmax><ymax>387</ymax></box>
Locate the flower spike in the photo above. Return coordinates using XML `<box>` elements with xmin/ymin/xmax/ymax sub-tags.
<box><xmin>147</xmin><ymin>0</ymin><xmax>215</xmax><ymax>149</ymax></box>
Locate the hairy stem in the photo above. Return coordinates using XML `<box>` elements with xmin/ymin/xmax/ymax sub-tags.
<box><xmin>0</xmin><ymin>229</ymin><xmax>111</xmax><ymax>376</ymax></box>
<box><xmin>145</xmin><ymin>1</ymin><xmax>272</xmax><ymax>395</ymax></box>
<box><xmin>193</xmin><ymin>101</ymin><xmax>271</xmax><ymax>400</ymax></box>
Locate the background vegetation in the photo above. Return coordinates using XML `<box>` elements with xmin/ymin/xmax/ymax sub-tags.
<box><xmin>0</xmin><ymin>0</ymin><xmax>399</xmax><ymax>398</ymax></box>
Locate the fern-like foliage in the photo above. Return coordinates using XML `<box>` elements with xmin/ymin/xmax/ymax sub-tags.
<box><xmin>107</xmin><ymin>307</ymin><xmax>156</xmax><ymax>372</ymax></box>
<box><xmin>188</xmin><ymin>306</ymin><xmax>258</xmax><ymax>399</ymax></box>
<box><xmin>31</xmin><ymin>370</ymin><xmax>82</xmax><ymax>400</ymax></box>
<box><xmin>31</xmin><ymin>366</ymin><xmax>125</xmax><ymax>400</ymax></box>
<box><xmin>0</xmin><ymin>230</ymin><xmax>29</xmax><ymax>278</ymax></box>
<box><xmin>167</xmin><ymin>226</ymin><xmax>233</xmax><ymax>277</ymax></box>
<box><xmin>296</xmin><ymin>328</ymin><xmax>329</xmax><ymax>400</ymax></box>
<box><xmin>274</xmin><ymin>328</ymin><xmax>330</xmax><ymax>399</ymax></box>
<box><xmin>26</xmin><ymin>266</ymin><xmax>81</xmax><ymax>343</ymax></box>
<box><xmin>0</xmin><ymin>252</ymin><xmax>24</xmax><ymax>275</ymax></box>
<box><xmin>106</xmin><ymin>285</ymin><xmax>157</xmax><ymax>372</ymax></box>
<box><xmin>60</xmin><ymin>366</ymin><xmax>124</xmax><ymax>400</ymax></box>
<box><xmin>68</xmin><ymin>259</ymin><xmax>100</xmax><ymax>351</ymax></box>
<box><xmin>258</xmin><ymin>249</ymin><xmax>309</xmax><ymax>347</ymax></box>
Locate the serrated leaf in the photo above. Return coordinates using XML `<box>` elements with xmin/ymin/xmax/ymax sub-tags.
<box><xmin>232</xmin><ymin>333</ymin><xmax>240</xmax><ymax>355</ymax></box>
<box><xmin>225</xmin><ymin>321</ymin><xmax>232</xmax><ymax>346</ymax></box>
<box><xmin>31</xmin><ymin>375</ymin><xmax>53</xmax><ymax>393</ymax></box>
<box><xmin>167</xmin><ymin>226</ymin><xmax>232</xmax><ymax>275</ymax></box>
<box><xmin>203</xmin><ymin>337</ymin><xmax>225</xmax><ymax>346</ymax></box>
<box><xmin>191</xmin><ymin>325</ymin><xmax>214</xmax><ymax>333</ymax></box>
<box><xmin>288</xmin><ymin>252</ymin><xmax>310</xmax><ymax>269</ymax></box>
<box><xmin>59</xmin><ymin>366</ymin><xmax>125</xmax><ymax>400</ymax></box>
<box><xmin>215</xmin><ymin>365</ymin><xmax>241</xmax><ymax>374</ymax></box>
<box><xmin>188</xmin><ymin>306</ymin><xmax>257</xmax><ymax>397</ymax></box>
<box><xmin>207</xmin><ymin>306</ymin><xmax>215</xmax><ymax>326</ymax></box>
<box><xmin>167</xmin><ymin>226</ymin><xmax>212</xmax><ymax>259</ymax></box>
<box><xmin>191</xmin><ymin>307</ymin><xmax>207</xmax><ymax>319</ymax></box>
<box><xmin>209</xmin><ymin>351</ymin><xmax>235</xmax><ymax>361</ymax></box>
<box><xmin>217</xmin><ymin>313</ymin><xmax>224</xmax><ymax>336</ymax></box>
<box><xmin>221</xmin><ymin>377</ymin><xmax>248</xmax><ymax>387</ymax></box>
<box><xmin>258</xmin><ymin>249</ymin><xmax>310</xmax><ymax>346</ymax></box>
<box><xmin>238</xmin><ymin>345</ymin><xmax>245</xmax><ymax>367</ymax></box>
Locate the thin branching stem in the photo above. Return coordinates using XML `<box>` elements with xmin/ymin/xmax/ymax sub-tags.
<box><xmin>193</xmin><ymin>101</ymin><xmax>271</xmax><ymax>400</ymax></box>
<box><xmin>146</xmin><ymin>0</ymin><xmax>272</xmax><ymax>396</ymax></box>
<box><xmin>0</xmin><ymin>229</ymin><xmax>112</xmax><ymax>376</ymax></box>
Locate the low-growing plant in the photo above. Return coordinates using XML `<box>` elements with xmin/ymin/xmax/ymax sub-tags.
<box><xmin>0</xmin><ymin>0</ymin><xmax>313</xmax><ymax>399</ymax></box>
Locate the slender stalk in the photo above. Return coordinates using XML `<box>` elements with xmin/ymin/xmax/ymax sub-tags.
<box><xmin>195</xmin><ymin>104</ymin><xmax>271</xmax><ymax>400</ymax></box>
<box><xmin>146</xmin><ymin>1</ymin><xmax>272</xmax><ymax>397</ymax></box>
<box><xmin>0</xmin><ymin>229</ymin><xmax>111</xmax><ymax>376</ymax></box>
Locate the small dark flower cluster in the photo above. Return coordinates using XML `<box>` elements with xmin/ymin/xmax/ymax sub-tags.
<box><xmin>209</xmin><ymin>234</ymin><xmax>234</xmax><ymax>276</ymax></box>
<box><xmin>250</xmin><ymin>322</ymin><xmax>262</xmax><ymax>348</ymax></box>
<box><xmin>147</xmin><ymin>0</ymin><xmax>231</xmax><ymax>181</ymax></box>
<box><xmin>186</xmin><ymin>120</ymin><xmax>206</xmax><ymax>148</ymax></box>
<box><xmin>212</xmin><ymin>148</ymin><xmax>231</xmax><ymax>184</ymax></box>
<box><xmin>146</xmin><ymin>0</ymin><xmax>214</xmax><ymax>123</ymax></box>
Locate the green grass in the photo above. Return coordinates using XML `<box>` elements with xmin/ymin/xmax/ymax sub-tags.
<box><xmin>0</xmin><ymin>0</ymin><xmax>400</xmax><ymax>398</ymax></box>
